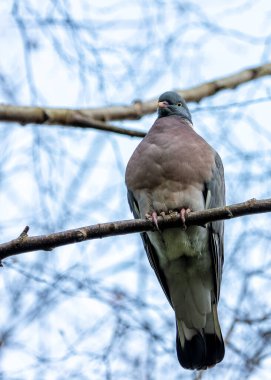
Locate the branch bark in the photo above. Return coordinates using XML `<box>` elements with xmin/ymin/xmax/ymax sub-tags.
<box><xmin>0</xmin><ymin>62</ymin><xmax>270</xmax><ymax>137</ymax></box>
<box><xmin>0</xmin><ymin>197</ymin><xmax>270</xmax><ymax>263</ymax></box>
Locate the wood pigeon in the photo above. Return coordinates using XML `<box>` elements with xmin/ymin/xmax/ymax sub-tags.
<box><xmin>125</xmin><ymin>91</ymin><xmax>225</xmax><ymax>370</ymax></box>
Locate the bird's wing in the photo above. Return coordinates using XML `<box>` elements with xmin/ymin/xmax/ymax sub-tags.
<box><xmin>204</xmin><ymin>152</ymin><xmax>225</xmax><ymax>301</ymax></box>
<box><xmin>127</xmin><ymin>190</ymin><xmax>172</xmax><ymax>305</ymax></box>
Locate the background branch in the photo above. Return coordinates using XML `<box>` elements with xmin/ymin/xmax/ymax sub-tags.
<box><xmin>0</xmin><ymin>62</ymin><xmax>270</xmax><ymax>136</ymax></box>
<box><xmin>1</xmin><ymin>197</ymin><xmax>270</xmax><ymax>262</ymax></box>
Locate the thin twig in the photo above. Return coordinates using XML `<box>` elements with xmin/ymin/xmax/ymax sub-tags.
<box><xmin>0</xmin><ymin>198</ymin><xmax>270</xmax><ymax>262</ymax></box>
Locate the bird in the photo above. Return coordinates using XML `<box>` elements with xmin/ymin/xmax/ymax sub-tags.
<box><xmin>125</xmin><ymin>91</ymin><xmax>225</xmax><ymax>370</ymax></box>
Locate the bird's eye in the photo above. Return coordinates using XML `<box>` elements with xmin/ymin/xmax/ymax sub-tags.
<box><xmin>177</xmin><ymin>102</ymin><xmax>182</xmax><ymax>107</ymax></box>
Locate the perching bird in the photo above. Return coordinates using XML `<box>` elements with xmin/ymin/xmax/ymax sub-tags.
<box><xmin>125</xmin><ymin>91</ymin><xmax>225</xmax><ymax>370</ymax></box>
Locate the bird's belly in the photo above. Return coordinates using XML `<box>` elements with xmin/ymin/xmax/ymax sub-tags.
<box><xmin>134</xmin><ymin>183</ymin><xmax>205</xmax><ymax>220</ymax></box>
<box><xmin>152</xmin><ymin>185</ymin><xmax>204</xmax><ymax>214</ymax></box>
<box><xmin>136</xmin><ymin>183</ymin><xmax>209</xmax><ymax>265</ymax></box>
<box><xmin>148</xmin><ymin>226</ymin><xmax>209</xmax><ymax>266</ymax></box>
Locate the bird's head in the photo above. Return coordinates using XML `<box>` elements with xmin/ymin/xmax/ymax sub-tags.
<box><xmin>157</xmin><ymin>91</ymin><xmax>192</xmax><ymax>123</ymax></box>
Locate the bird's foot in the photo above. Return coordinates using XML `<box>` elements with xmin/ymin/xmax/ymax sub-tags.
<box><xmin>180</xmin><ymin>208</ymin><xmax>191</xmax><ymax>230</ymax></box>
<box><xmin>146</xmin><ymin>211</ymin><xmax>160</xmax><ymax>231</ymax></box>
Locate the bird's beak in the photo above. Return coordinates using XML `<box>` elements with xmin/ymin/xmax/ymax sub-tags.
<box><xmin>158</xmin><ymin>101</ymin><xmax>169</xmax><ymax>109</ymax></box>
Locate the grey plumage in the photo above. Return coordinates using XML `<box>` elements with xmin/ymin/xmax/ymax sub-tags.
<box><xmin>125</xmin><ymin>91</ymin><xmax>225</xmax><ymax>370</ymax></box>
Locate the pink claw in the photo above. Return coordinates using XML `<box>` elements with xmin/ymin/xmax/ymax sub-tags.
<box><xmin>151</xmin><ymin>211</ymin><xmax>160</xmax><ymax>230</ymax></box>
<box><xmin>180</xmin><ymin>208</ymin><xmax>191</xmax><ymax>230</ymax></box>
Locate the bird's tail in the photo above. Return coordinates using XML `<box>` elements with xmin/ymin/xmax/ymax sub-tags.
<box><xmin>176</xmin><ymin>303</ymin><xmax>224</xmax><ymax>370</ymax></box>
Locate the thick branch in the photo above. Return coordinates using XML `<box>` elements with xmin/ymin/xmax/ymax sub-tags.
<box><xmin>0</xmin><ymin>198</ymin><xmax>270</xmax><ymax>262</ymax></box>
<box><xmin>0</xmin><ymin>62</ymin><xmax>270</xmax><ymax>137</ymax></box>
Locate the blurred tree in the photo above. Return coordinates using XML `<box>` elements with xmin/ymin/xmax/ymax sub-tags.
<box><xmin>0</xmin><ymin>1</ymin><xmax>271</xmax><ymax>379</ymax></box>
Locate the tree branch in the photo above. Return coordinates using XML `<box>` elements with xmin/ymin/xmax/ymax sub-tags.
<box><xmin>1</xmin><ymin>198</ymin><xmax>271</xmax><ymax>263</ymax></box>
<box><xmin>0</xmin><ymin>62</ymin><xmax>270</xmax><ymax>137</ymax></box>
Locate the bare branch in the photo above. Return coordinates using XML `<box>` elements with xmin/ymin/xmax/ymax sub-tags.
<box><xmin>0</xmin><ymin>197</ymin><xmax>270</xmax><ymax>262</ymax></box>
<box><xmin>0</xmin><ymin>107</ymin><xmax>146</xmax><ymax>137</ymax></box>
<box><xmin>0</xmin><ymin>62</ymin><xmax>270</xmax><ymax>137</ymax></box>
